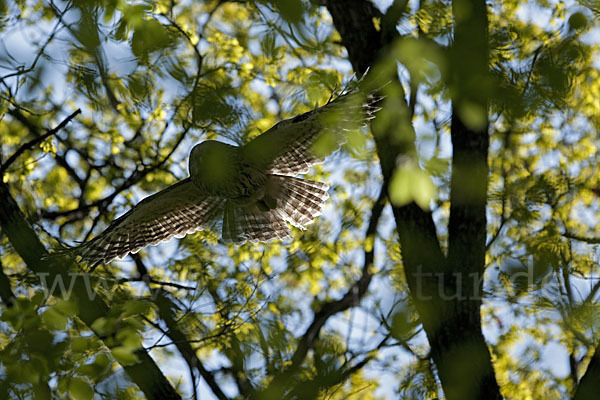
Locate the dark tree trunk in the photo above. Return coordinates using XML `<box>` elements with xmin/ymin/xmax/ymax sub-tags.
<box><xmin>323</xmin><ymin>0</ymin><xmax>502</xmax><ymax>399</ymax></box>
<box><xmin>574</xmin><ymin>345</ymin><xmax>600</xmax><ymax>400</ymax></box>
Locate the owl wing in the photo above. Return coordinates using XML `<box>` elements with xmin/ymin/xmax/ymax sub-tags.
<box><xmin>221</xmin><ymin>176</ymin><xmax>329</xmax><ymax>244</ymax></box>
<box><xmin>74</xmin><ymin>178</ymin><xmax>224</xmax><ymax>265</ymax></box>
<box><xmin>242</xmin><ymin>91</ymin><xmax>380</xmax><ymax>176</ymax></box>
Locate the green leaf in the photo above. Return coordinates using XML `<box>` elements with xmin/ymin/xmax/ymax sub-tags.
<box><xmin>116</xmin><ymin>327</ymin><xmax>143</xmax><ymax>350</ymax></box>
<box><xmin>389</xmin><ymin>163</ymin><xmax>435</xmax><ymax>209</ymax></box>
<box><xmin>77</xmin><ymin>353</ymin><xmax>112</xmax><ymax>378</ymax></box>
<box><xmin>91</xmin><ymin>317</ymin><xmax>110</xmax><ymax>336</ymax></box>
<box><xmin>42</xmin><ymin>307</ymin><xmax>68</xmax><ymax>331</ymax></box>
<box><xmin>114</xmin><ymin>18</ymin><xmax>130</xmax><ymax>41</ymax></box>
<box><xmin>25</xmin><ymin>329</ymin><xmax>54</xmax><ymax>354</ymax></box>
<box><xmin>71</xmin><ymin>336</ymin><xmax>96</xmax><ymax>353</ymax></box>
<box><xmin>112</xmin><ymin>346</ymin><xmax>140</xmax><ymax>366</ymax></box>
<box><xmin>390</xmin><ymin>307</ymin><xmax>413</xmax><ymax>341</ymax></box>
<box><xmin>94</xmin><ymin>353</ymin><xmax>111</xmax><ymax>369</ymax></box>
<box><xmin>568</xmin><ymin>12</ymin><xmax>588</xmax><ymax>32</ymax></box>
<box><xmin>55</xmin><ymin>298</ymin><xmax>78</xmax><ymax>316</ymax></box>
<box><xmin>68</xmin><ymin>378</ymin><xmax>94</xmax><ymax>400</ymax></box>
<box><xmin>271</xmin><ymin>0</ymin><xmax>304</xmax><ymax>23</ymax></box>
<box><xmin>458</xmin><ymin>101</ymin><xmax>487</xmax><ymax>131</ymax></box>
<box><xmin>122</xmin><ymin>299</ymin><xmax>150</xmax><ymax>317</ymax></box>
<box><xmin>261</xmin><ymin>31</ymin><xmax>277</xmax><ymax>58</ymax></box>
<box><xmin>31</xmin><ymin>291</ymin><xmax>45</xmax><ymax>308</ymax></box>
<box><xmin>395</xmin><ymin>37</ymin><xmax>447</xmax><ymax>84</ymax></box>
<box><xmin>131</xmin><ymin>18</ymin><xmax>172</xmax><ymax>60</ymax></box>
<box><xmin>0</xmin><ymin>0</ymin><xmax>7</xmax><ymax>18</ymax></box>
<box><xmin>32</xmin><ymin>384</ymin><xmax>51</xmax><ymax>400</ymax></box>
<box><xmin>122</xmin><ymin>4</ymin><xmax>152</xmax><ymax>27</ymax></box>
<box><xmin>22</xmin><ymin>364</ymin><xmax>40</xmax><ymax>384</ymax></box>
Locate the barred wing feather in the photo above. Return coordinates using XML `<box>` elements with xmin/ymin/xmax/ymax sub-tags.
<box><xmin>242</xmin><ymin>91</ymin><xmax>380</xmax><ymax>176</ymax></box>
<box><xmin>221</xmin><ymin>175</ymin><xmax>329</xmax><ymax>243</ymax></box>
<box><xmin>76</xmin><ymin>178</ymin><xmax>223</xmax><ymax>264</ymax></box>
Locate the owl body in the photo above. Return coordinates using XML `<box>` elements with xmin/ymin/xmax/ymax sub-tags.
<box><xmin>189</xmin><ymin>140</ymin><xmax>267</xmax><ymax>199</ymax></box>
<box><xmin>69</xmin><ymin>86</ymin><xmax>381</xmax><ymax>264</ymax></box>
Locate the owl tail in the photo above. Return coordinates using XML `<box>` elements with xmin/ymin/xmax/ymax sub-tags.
<box><xmin>221</xmin><ymin>175</ymin><xmax>329</xmax><ymax>243</ymax></box>
<box><xmin>265</xmin><ymin>175</ymin><xmax>330</xmax><ymax>229</ymax></box>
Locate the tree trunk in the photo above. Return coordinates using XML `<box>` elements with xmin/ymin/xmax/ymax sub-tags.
<box><xmin>323</xmin><ymin>1</ymin><xmax>502</xmax><ymax>399</ymax></box>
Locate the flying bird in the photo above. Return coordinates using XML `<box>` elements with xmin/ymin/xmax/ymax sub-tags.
<box><xmin>69</xmin><ymin>85</ymin><xmax>381</xmax><ymax>265</ymax></box>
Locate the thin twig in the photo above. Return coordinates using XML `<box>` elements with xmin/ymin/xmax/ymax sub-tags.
<box><xmin>119</xmin><ymin>276</ymin><xmax>196</xmax><ymax>291</ymax></box>
<box><xmin>40</xmin><ymin>124</ymin><xmax>190</xmax><ymax>221</ymax></box>
<box><xmin>1</xmin><ymin>109</ymin><xmax>81</xmax><ymax>175</ymax></box>
<box><xmin>256</xmin><ymin>186</ymin><xmax>387</xmax><ymax>398</ymax></box>
<box><xmin>564</xmin><ymin>233</ymin><xmax>600</xmax><ymax>244</ymax></box>
<box><xmin>131</xmin><ymin>254</ymin><xmax>230</xmax><ymax>400</ymax></box>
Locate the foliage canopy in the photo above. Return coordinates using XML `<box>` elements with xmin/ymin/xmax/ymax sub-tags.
<box><xmin>1</xmin><ymin>0</ymin><xmax>600</xmax><ymax>399</ymax></box>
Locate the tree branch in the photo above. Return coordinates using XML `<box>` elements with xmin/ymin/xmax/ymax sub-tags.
<box><xmin>39</xmin><ymin>125</ymin><xmax>190</xmax><ymax>222</ymax></box>
<box><xmin>564</xmin><ymin>233</ymin><xmax>600</xmax><ymax>244</ymax></box>
<box><xmin>0</xmin><ymin>181</ymin><xmax>181</xmax><ymax>400</ymax></box>
<box><xmin>290</xmin><ymin>187</ymin><xmax>385</xmax><ymax>367</ymax></box>
<box><xmin>131</xmin><ymin>254</ymin><xmax>230</xmax><ymax>400</ymax></box>
<box><xmin>0</xmin><ymin>259</ymin><xmax>16</xmax><ymax>307</ymax></box>
<box><xmin>206</xmin><ymin>286</ymin><xmax>256</xmax><ymax>396</ymax></box>
<box><xmin>256</xmin><ymin>186</ymin><xmax>386</xmax><ymax>398</ymax></box>
<box><xmin>1</xmin><ymin>109</ymin><xmax>81</xmax><ymax>175</ymax></box>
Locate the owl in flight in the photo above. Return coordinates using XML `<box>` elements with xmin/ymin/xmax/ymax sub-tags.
<box><xmin>72</xmin><ymin>86</ymin><xmax>380</xmax><ymax>265</ymax></box>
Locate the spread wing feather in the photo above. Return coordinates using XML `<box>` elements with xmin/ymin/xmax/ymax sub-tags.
<box><xmin>75</xmin><ymin>178</ymin><xmax>224</xmax><ymax>265</ymax></box>
<box><xmin>242</xmin><ymin>91</ymin><xmax>381</xmax><ymax>176</ymax></box>
<box><xmin>60</xmin><ymin>85</ymin><xmax>382</xmax><ymax>263</ymax></box>
<box><xmin>221</xmin><ymin>175</ymin><xmax>329</xmax><ymax>244</ymax></box>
